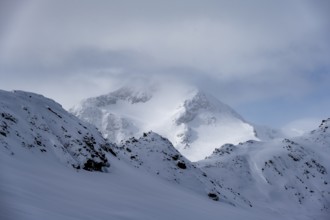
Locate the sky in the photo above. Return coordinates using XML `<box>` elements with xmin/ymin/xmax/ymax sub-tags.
<box><xmin>0</xmin><ymin>0</ymin><xmax>329</xmax><ymax>133</ymax></box>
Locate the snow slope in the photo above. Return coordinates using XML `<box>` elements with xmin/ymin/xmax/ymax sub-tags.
<box><xmin>114</xmin><ymin>131</ymin><xmax>253</xmax><ymax>207</ymax></box>
<box><xmin>71</xmin><ymin>85</ymin><xmax>265</xmax><ymax>161</ymax></box>
<box><xmin>197</xmin><ymin>119</ymin><xmax>330</xmax><ymax>220</ymax></box>
<box><xmin>0</xmin><ymin>89</ymin><xmax>288</xmax><ymax>220</ymax></box>
<box><xmin>1</xmin><ymin>142</ymin><xmax>283</xmax><ymax>220</ymax></box>
<box><xmin>0</xmin><ymin>90</ymin><xmax>111</xmax><ymax>171</ymax></box>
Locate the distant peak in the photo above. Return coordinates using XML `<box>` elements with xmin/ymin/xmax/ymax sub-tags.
<box><xmin>109</xmin><ymin>86</ymin><xmax>154</xmax><ymax>104</ymax></box>
<box><xmin>180</xmin><ymin>88</ymin><xmax>244</xmax><ymax>121</ymax></box>
<box><xmin>186</xmin><ymin>89</ymin><xmax>217</xmax><ymax>107</ymax></box>
<box><xmin>79</xmin><ymin>85</ymin><xmax>155</xmax><ymax>108</ymax></box>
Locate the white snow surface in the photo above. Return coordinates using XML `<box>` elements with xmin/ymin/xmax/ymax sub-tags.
<box><xmin>115</xmin><ymin>131</ymin><xmax>254</xmax><ymax>207</ymax></box>
<box><xmin>1</xmin><ymin>90</ymin><xmax>329</xmax><ymax>220</ymax></box>
<box><xmin>0</xmin><ymin>89</ymin><xmax>292</xmax><ymax>220</ymax></box>
<box><xmin>71</xmin><ymin>85</ymin><xmax>266</xmax><ymax>161</ymax></box>
<box><xmin>197</xmin><ymin>118</ymin><xmax>330</xmax><ymax>220</ymax></box>
<box><xmin>1</xmin><ymin>141</ymin><xmax>283</xmax><ymax>220</ymax></box>
<box><xmin>0</xmin><ymin>90</ymin><xmax>110</xmax><ymax>171</ymax></box>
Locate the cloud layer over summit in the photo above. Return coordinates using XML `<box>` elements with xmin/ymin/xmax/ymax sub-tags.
<box><xmin>0</xmin><ymin>0</ymin><xmax>329</xmax><ymax>128</ymax></box>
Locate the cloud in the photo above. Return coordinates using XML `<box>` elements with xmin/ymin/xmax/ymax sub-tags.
<box><xmin>282</xmin><ymin>118</ymin><xmax>323</xmax><ymax>137</ymax></box>
<box><xmin>0</xmin><ymin>0</ymin><xmax>329</xmax><ymax>127</ymax></box>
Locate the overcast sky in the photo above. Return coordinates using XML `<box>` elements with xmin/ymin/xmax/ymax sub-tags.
<box><xmin>0</xmin><ymin>0</ymin><xmax>329</xmax><ymax>132</ymax></box>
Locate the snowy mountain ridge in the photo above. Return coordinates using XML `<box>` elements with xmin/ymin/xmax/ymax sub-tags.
<box><xmin>0</xmin><ymin>89</ymin><xmax>250</xmax><ymax>206</ymax></box>
<box><xmin>0</xmin><ymin>90</ymin><xmax>111</xmax><ymax>171</ymax></box>
<box><xmin>198</xmin><ymin>119</ymin><xmax>330</xmax><ymax>219</ymax></box>
<box><xmin>71</xmin><ymin>85</ymin><xmax>277</xmax><ymax>161</ymax></box>
<box><xmin>78</xmin><ymin>86</ymin><xmax>154</xmax><ymax>108</ymax></box>
<box><xmin>1</xmin><ymin>89</ymin><xmax>329</xmax><ymax>220</ymax></box>
<box><xmin>114</xmin><ymin>131</ymin><xmax>253</xmax><ymax>207</ymax></box>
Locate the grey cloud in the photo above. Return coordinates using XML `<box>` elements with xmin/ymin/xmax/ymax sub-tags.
<box><xmin>0</xmin><ymin>0</ymin><xmax>329</xmax><ymax>127</ymax></box>
<box><xmin>0</xmin><ymin>0</ymin><xmax>23</xmax><ymax>40</ymax></box>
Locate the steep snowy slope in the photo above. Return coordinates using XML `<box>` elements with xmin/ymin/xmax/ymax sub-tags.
<box><xmin>197</xmin><ymin>118</ymin><xmax>330</xmax><ymax>220</ymax></box>
<box><xmin>0</xmin><ymin>90</ymin><xmax>111</xmax><ymax>171</ymax></box>
<box><xmin>114</xmin><ymin>131</ymin><xmax>253</xmax><ymax>207</ymax></box>
<box><xmin>71</xmin><ymin>85</ymin><xmax>264</xmax><ymax>161</ymax></box>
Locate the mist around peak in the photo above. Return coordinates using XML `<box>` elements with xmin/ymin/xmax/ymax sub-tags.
<box><xmin>71</xmin><ymin>81</ymin><xmax>262</xmax><ymax>161</ymax></box>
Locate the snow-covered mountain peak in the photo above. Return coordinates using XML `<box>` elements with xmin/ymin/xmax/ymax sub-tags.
<box><xmin>75</xmin><ymin>86</ymin><xmax>154</xmax><ymax>110</ymax></box>
<box><xmin>186</xmin><ymin>90</ymin><xmax>242</xmax><ymax>117</ymax></box>
<box><xmin>71</xmin><ymin>85</ymin><xmax>264</xmax><ymax>161</ymax></box>
<box><xmin>111</xmin><ymin>86</ymin><xmax>153</xmax><ymax>103</ymax></box>
<box><xmin>174</xmin><ymin>89</ymin><xmax>244</xmax><ymax>126</ymax></box>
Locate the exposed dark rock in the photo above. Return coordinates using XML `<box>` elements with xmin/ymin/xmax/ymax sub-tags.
<box><xmin>208</xmin><ymin>193</ymin><xmax>219</xmax><ymax>201</ymax></box>
<box><xmin>1</xmin><ymin>112</ymin><xmax>17</xmax><ymax>123</ymax></box>
<box><xmin>172</xmin><ymin>154</ymin><xmax>179</xmax><ymax>161</ymax></box>
<box><xmin>47</xmin><ymin>107</ymin><xmax>63</xmax><ymax>119</ymax></box>
<box><xmin>177</xmin><ymin>161</ymin><xmax>187</xmax><ymax>169</ymax></box>
<box><xmin>83</xmin><ymin>159</ymin><xmax>107</xmax><ymax>172</ymax></box>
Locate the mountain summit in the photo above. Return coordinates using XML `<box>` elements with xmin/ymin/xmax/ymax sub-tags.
<box><xmin>71</xmin><ymin>85</ymin><xmax>265</xmax><ymax>161</ymax></box>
